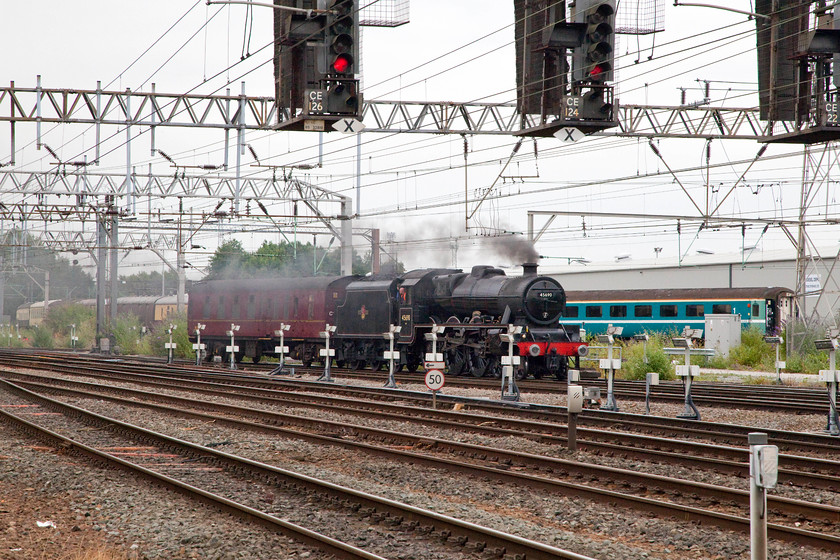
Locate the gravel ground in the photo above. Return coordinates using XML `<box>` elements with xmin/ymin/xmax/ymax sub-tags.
<box><xmin>2</xmin><ymin>367</ymin><xmax>838</xmax><ymax>560</ymax></box>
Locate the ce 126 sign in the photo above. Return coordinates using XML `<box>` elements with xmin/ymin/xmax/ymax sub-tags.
<box><xmin>305</xmin><ymin>89</ymin><xmax>326</xmax><ymax>115</ymax></box>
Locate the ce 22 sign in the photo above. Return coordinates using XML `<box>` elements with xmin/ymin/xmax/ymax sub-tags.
<box><xmin>425</xmin><ymin>370</ymin><xmax>445</xmax><ymax>391</ymax></box>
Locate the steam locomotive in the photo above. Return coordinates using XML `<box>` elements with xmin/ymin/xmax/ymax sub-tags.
<box><xmin>187</xmin><ymin>263</ymin><xmax>587</xmax><ymax>380</ymax></box>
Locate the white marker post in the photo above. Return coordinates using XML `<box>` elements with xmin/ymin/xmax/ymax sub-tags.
<box><xmin>317</xmin><ymin>324</ymin><xmax>337</xmax><ymax>382</ymax></box>
<box><xmin>499</xmin><ymin>324</ymin><xmax>523</xmax><ymax>402</ymax></box>
<box><xmin>425</xmin><ymin>369</ymin><xmax>445</xmax><ymax>409</ymax></box>
<box><xmin>164</xmin><ymin>324</ymin><xmax>177</xmax><ymax>364</ymax></box>
<box><xmin>816</xmin><ymin>337</ymin><xmax>840</xmax><ymax>435</ymax></box>
<box><xmin>567</xmin><ymin>384</ymin><xmax>583</xmax><ymax>452</ymax></box>
<box><xmin>70</xmin><ymin>323</ymin><xmax>78</xmax><ymax>351</ymax></box>
<box><xmin>673</xmin><ymin>328</ymin><xmax>703</xmax><ymax>420</ymax></box>
<box><xmin>272</xmin><ymin>323</ymin><xmax>291</xmax><ymax>375</ymax></box>
<box><xmin>423</xmin><ymin>324</ymin><xmax>446</xmax><ymax>365</ymax></box>
<box><xmin>597</xmin><ymin>325</ymin><xmax>623</xmax><ymax>411</ymax></box>
<box><xmin>193</xmin><ymin>323</ymin><xmax>206</xmax><ymax>366</ymax></box>
<box><xmin>226</xmin><ymin>323</ymin><xmax>240</xmax><ymax>370</ymax></box>
<box><xmin>645</xmin><ymin>372</ymin><xmax>660</xmax><ymax>415</ymax></box>
<box><xmin>383</xmin><ymin>325</ymin><xmax>402</xmax><ymax>388</ymax></box>
<box><xmin>748</xmin><ymin>432</ymin><xmax>778</xmax><ymax>560</ymax></box>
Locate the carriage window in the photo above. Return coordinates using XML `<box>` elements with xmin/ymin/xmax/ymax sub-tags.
<box><xmin>752</xmin><ymin>303</ymin><xmax>760</xmax><ymax>317</ymax></box>
<box><xmin>712</xmin><ymin>304</ymin><xmax>732</xmax><ymax>314</ymax></box>
<box><xmin>686</xmin><ymin>305</ymin><xmax>704</xmax><ymax>317</ymax></box>
<box><xmin>585</xmin><ymin>306</ymin><xmax>602</xmax><ymax>318</ymax></box>
<box><xmin>232</xmin><ymin>295</ymin><xmax>240</xmax><ymax>319</ymax></box>
<box><xmin>265</xmin><ymin>298</ymin><xmax>273</xmax><ymax>319</ymax></box>
<box><xmin>308</xmin><ymin>295</ymin><xmax>314</xmax><ymax>319</ymax></box>
<box><xmin>634</xmin><ymin>305</ymin><xmax>652</xmax><ymax>318</ymax></box>
<box><xmin>293</xmin><ymin>297</ymin><xmax>299</xmax><ymax>318</ymax></box>
<box><xmin>660</xmin><ymin>305</ymin><xmax>677</xmax><ymax>317</ymax></box>
<box><xmin>247</xmin><ymin>295</ymin><xmax>256</xmax><ymax>319</ymax></box>
<box><xmin>216</xmin><ymin>296</ymin><xmax>225</xmax><ymax>320</ymax></box>
<box><xmin>283</xmin><ymin>297</ymin><xmax>289</xmax><ymax>319</ymax></box>
<box><xmin>203</xmin><ymin>296</ymin><xmax>211</xmax><ymax>317</ymax></box>
<box><xmin>564</xmin><ymin>307</ymin><xmax>579</xmax><ymax>318</ymax></box>
<box><xmin>610</xmin><ymin>305</ymin><xmax>627</xmax><ymax>318</ymax></box>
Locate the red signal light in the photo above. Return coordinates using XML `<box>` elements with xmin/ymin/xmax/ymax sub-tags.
<box><xmin>332</xmin><ymin>53</ymin><xmax>352</xmax><ymax>74</ymax></box>
<box><xmin>590</xmin><ymin>65</ymin><xmax>604</xmax><ymax>77</ymax></box>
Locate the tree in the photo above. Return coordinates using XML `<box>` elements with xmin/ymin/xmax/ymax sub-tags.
<box><xmin>204</xmin><ymin>239</ymin><xmax>401</xmax><ymax>279</ymax></box>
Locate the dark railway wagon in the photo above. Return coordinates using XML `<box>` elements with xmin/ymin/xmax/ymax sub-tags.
<box><xmin>188</xmin><ymin>276</ymin><xmax>355</xmax><ymax>364</ymax></box>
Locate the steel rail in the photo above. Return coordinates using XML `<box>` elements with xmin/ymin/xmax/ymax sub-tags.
<box><xmin>7</xmin><ymin>370</ymin><xmax>840</xmax><ymax>491</ymax></box>
<box><xmin>0</xmin><ymin>395</ymin><xmax>387</xmax><ymax>560</ymax></box>
<box><xmin>0</xmin><ymin>379</ymin><xmax>598</xmax><ymax>560</ymax></box>
<box><xmin>8</xmin><ymin>376</ymin><xmax>840</xmax><ymax>552</ymax></box>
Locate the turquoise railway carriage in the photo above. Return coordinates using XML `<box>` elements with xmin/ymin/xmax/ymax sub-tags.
<box><xmin>562</xmin><ymin>287</ymin><xmax>794</xmax><ymax>338</ymax></box>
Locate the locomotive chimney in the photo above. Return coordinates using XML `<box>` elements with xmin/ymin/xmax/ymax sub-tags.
<box><xmin>522</xmin><ymin>262</ymin><xmax>538</xmax><ymax>276</ymax></box>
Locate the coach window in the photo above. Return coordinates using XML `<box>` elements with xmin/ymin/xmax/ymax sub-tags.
<box><xmin>634</xmin><ymin>305</ymin><xmax>652</xmax><ymax>317</ymax></box>
<box><xmin>232</xmin><ymin>295</ymin><xmax>241</xmax><ymax>319</ymax></box>
<box><xmin>752</xmin><ymin>303</ymin><xmax>760</xmax><ymax>317</ymax></box>
<box><xmin>293</xmin><ymin>297</ymin><xmax>299</xmax><ymax>318</ymax></box>
<box><xmin>585</xmin><ymin>306</ymin><xmax>602</xmax><ymax>318</ymax></box>
<box><xmin>217</xmin><ymin>296</ymin><xmax>225</xmax><ymax>320</ymax></box>
<box><xmin>610</xmin><ymin>305</ymin><xmax>627</xmax><ymax>318</ymax></box>
<box><xmin>564</xmin><ymin>307</ymin><xmax>579</xmax><ymax>318</ymax></box>
<box><xmin>203</xmin><ymin>296</ymin><xmax>211</xmax><ymax>317</ymax></box>
<box><xmin>308</xmin><ymin>295</ymin><xmax>314</xmax><ymax>319</ymax></box>
<box><xmin>686</xmin><ymin>304</ymin><xmax>704</xmax><ymax>317</ymax></box>
<box><xmin>712</xmin><ymin>304</ymin><xmax>732</xmax><ymax>314</ymax></box>
<box><xmin>247</xmin><ymin>295</ymin><xmax>256</xmax><ymax>319</ymax></box>
<box><xmin>283</xmin><ymin>297</ymin><xmax>289</xmax><ymax>319</ymax></box>
<box><xmin>265</xmin><ymin>298</ymin><xmax>273</xmax><ymax>319</ymax></box>
<box><xmin>660</xmin><ymin>304</ymin><xmax>677</xmax><ymax>317</ymax></box>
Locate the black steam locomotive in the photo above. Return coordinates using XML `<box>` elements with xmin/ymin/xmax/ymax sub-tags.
<box><xmin>188</xmin><ymin>263</ymin><xmax>587</xmax><ymax>380</ymax></box>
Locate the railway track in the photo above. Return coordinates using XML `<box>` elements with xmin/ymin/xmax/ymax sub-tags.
<box><xmin>3</xmin><ymin>362</ymin><xmax>840</xmax><ymax>554</ymax></box>
<box><xmin>0</xmin><ymin>348</ymin><xmax>832</xmax><ymax>414</ymax></box>
<box><xmin>0</xmin><ymin>378</ymin><xmax>596</xmax><ymax>560</ymax></box>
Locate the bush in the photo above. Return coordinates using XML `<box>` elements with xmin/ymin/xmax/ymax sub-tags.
<box><xmin>728</xmin><ymin>326</ymin><xmax>774</xmax><ymax>368</ymax></box>
<box><xmin>147</xmin><ymin>312</ymin><xmax>191</xmax><ymax>359</ymax></box>
<box><xmin>29</xmin><ymin>325</ymin><xmax>54</xmax><ymax>348</ymax></box>
<box><xmin>620</xmin><ymin>333</ymin><xmax>676</xmax><ymax>381</ymax></box>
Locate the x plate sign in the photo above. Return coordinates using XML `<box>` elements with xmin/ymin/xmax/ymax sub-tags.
<box><xmin>554</xmin><ymin>127</ymin><xmax>584</xmax><ymax>143</ymax></box>
<box><xmin>332</xmin><ymin>118</ymin><xmax>366</xmax><ymax>134</ymax></box>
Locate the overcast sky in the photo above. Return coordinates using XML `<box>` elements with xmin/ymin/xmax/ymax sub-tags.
<box><xmin>0</xmin><ymin>1</ymin><xmax>831</xmax><ymax>277</ymax></box>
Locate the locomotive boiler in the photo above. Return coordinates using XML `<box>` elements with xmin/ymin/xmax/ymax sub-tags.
<box><xmin>188</xmin><ymin>263</ymin><xmax>586</xmax><ymax>380</ymax></box>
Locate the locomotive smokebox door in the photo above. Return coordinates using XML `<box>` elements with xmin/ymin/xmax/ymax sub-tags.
<box><xmin>399</xmin><ymin>307</ymin><xmax>414</xmax><ymax>342</ymax></box>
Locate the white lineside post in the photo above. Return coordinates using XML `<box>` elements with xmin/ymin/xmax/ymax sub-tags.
<box><xmin>674</xmin><ymin>328</ymin><xmax>702</xmax><ymax>420</ymax></box>
<box><xmin>70</xmin><ymin>323</ymin><xmax>78</xmax><ymax>350</ymax></box>
<box><xmin>227</xmin><ymin>323</ymin><xmax>240</xmax><ymax>371</ymax></box>
<box><xmin>645</xmin><ymin>372</ymin><xmax>659</xmax><ymax>415</ymax></box>
<box><xmin>748</xmin><ymin>432</ymin><xmax>778</xmax><ymax>560</ymax></box>
<box><xmin>423</xmin><ymin>324</ymin><xmax>446</xmax><ymax>364</ymax></box>
<box><xmin>567</xmin><ymin>384</ymin><xmax>583</xmax><ymax>452</ymax></box>
<box><xmin>273</xmin><ymin>323</ymin><xmax>291</xmax><ymax>374</ymax></box>
<box><xmin>816</xmin><ymin>336</ymin><xmax>840</xmax><ymax>435</ymax></box>
<box><xmin>165</xmin><ymin>323</ymin><xmax>177</xmax><ymax>365</ymax></box>
<box><xmin>383</xmin><ymin>325</ymin><xmax>401</xmax><ymax>388</ymax></box>
<box><xmin>764</xmin><ymin>335</ymin><xmax>783</xmax><ymax>384</ymax></box>
<box><xmin>500</xmin><ymin>324</ymin><xmax>523</xmax><ymax>401</ymax></box>
<box><xmin>193</xmin><ymin>323</ymin><xmax>206</xmax><ymax>366</ymax></box>
<box><xmin>598</xmin><ymin>325</ymin><xmax>623</xmax><ymax>411</ymax></box>
<box><xmin>318</xmin><ymin>324</ymin><xmax>337</xmax><ymax>382</ymax></box>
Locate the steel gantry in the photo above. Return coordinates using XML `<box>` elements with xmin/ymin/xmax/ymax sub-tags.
<box><xmin>0</xmin><ymin>82</ymin><xmax>773</xmax><ymax>140</ymax></box>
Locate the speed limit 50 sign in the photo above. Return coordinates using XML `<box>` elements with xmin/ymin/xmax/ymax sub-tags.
<box><xmin>425</xmin><ymin>369</ymin><xmax>445</xmax><ymax>391</ymax></box>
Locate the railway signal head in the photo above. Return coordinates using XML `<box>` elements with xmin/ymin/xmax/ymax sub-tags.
<box><xmin>573</xmin><ymin>1</ymin><xmax>616</xmax><ymax>83</ymax></box>
<box><xmin>327</xmin><ymin>0</ymin><xmax>357</xmax><ymax>77</ymax></box>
